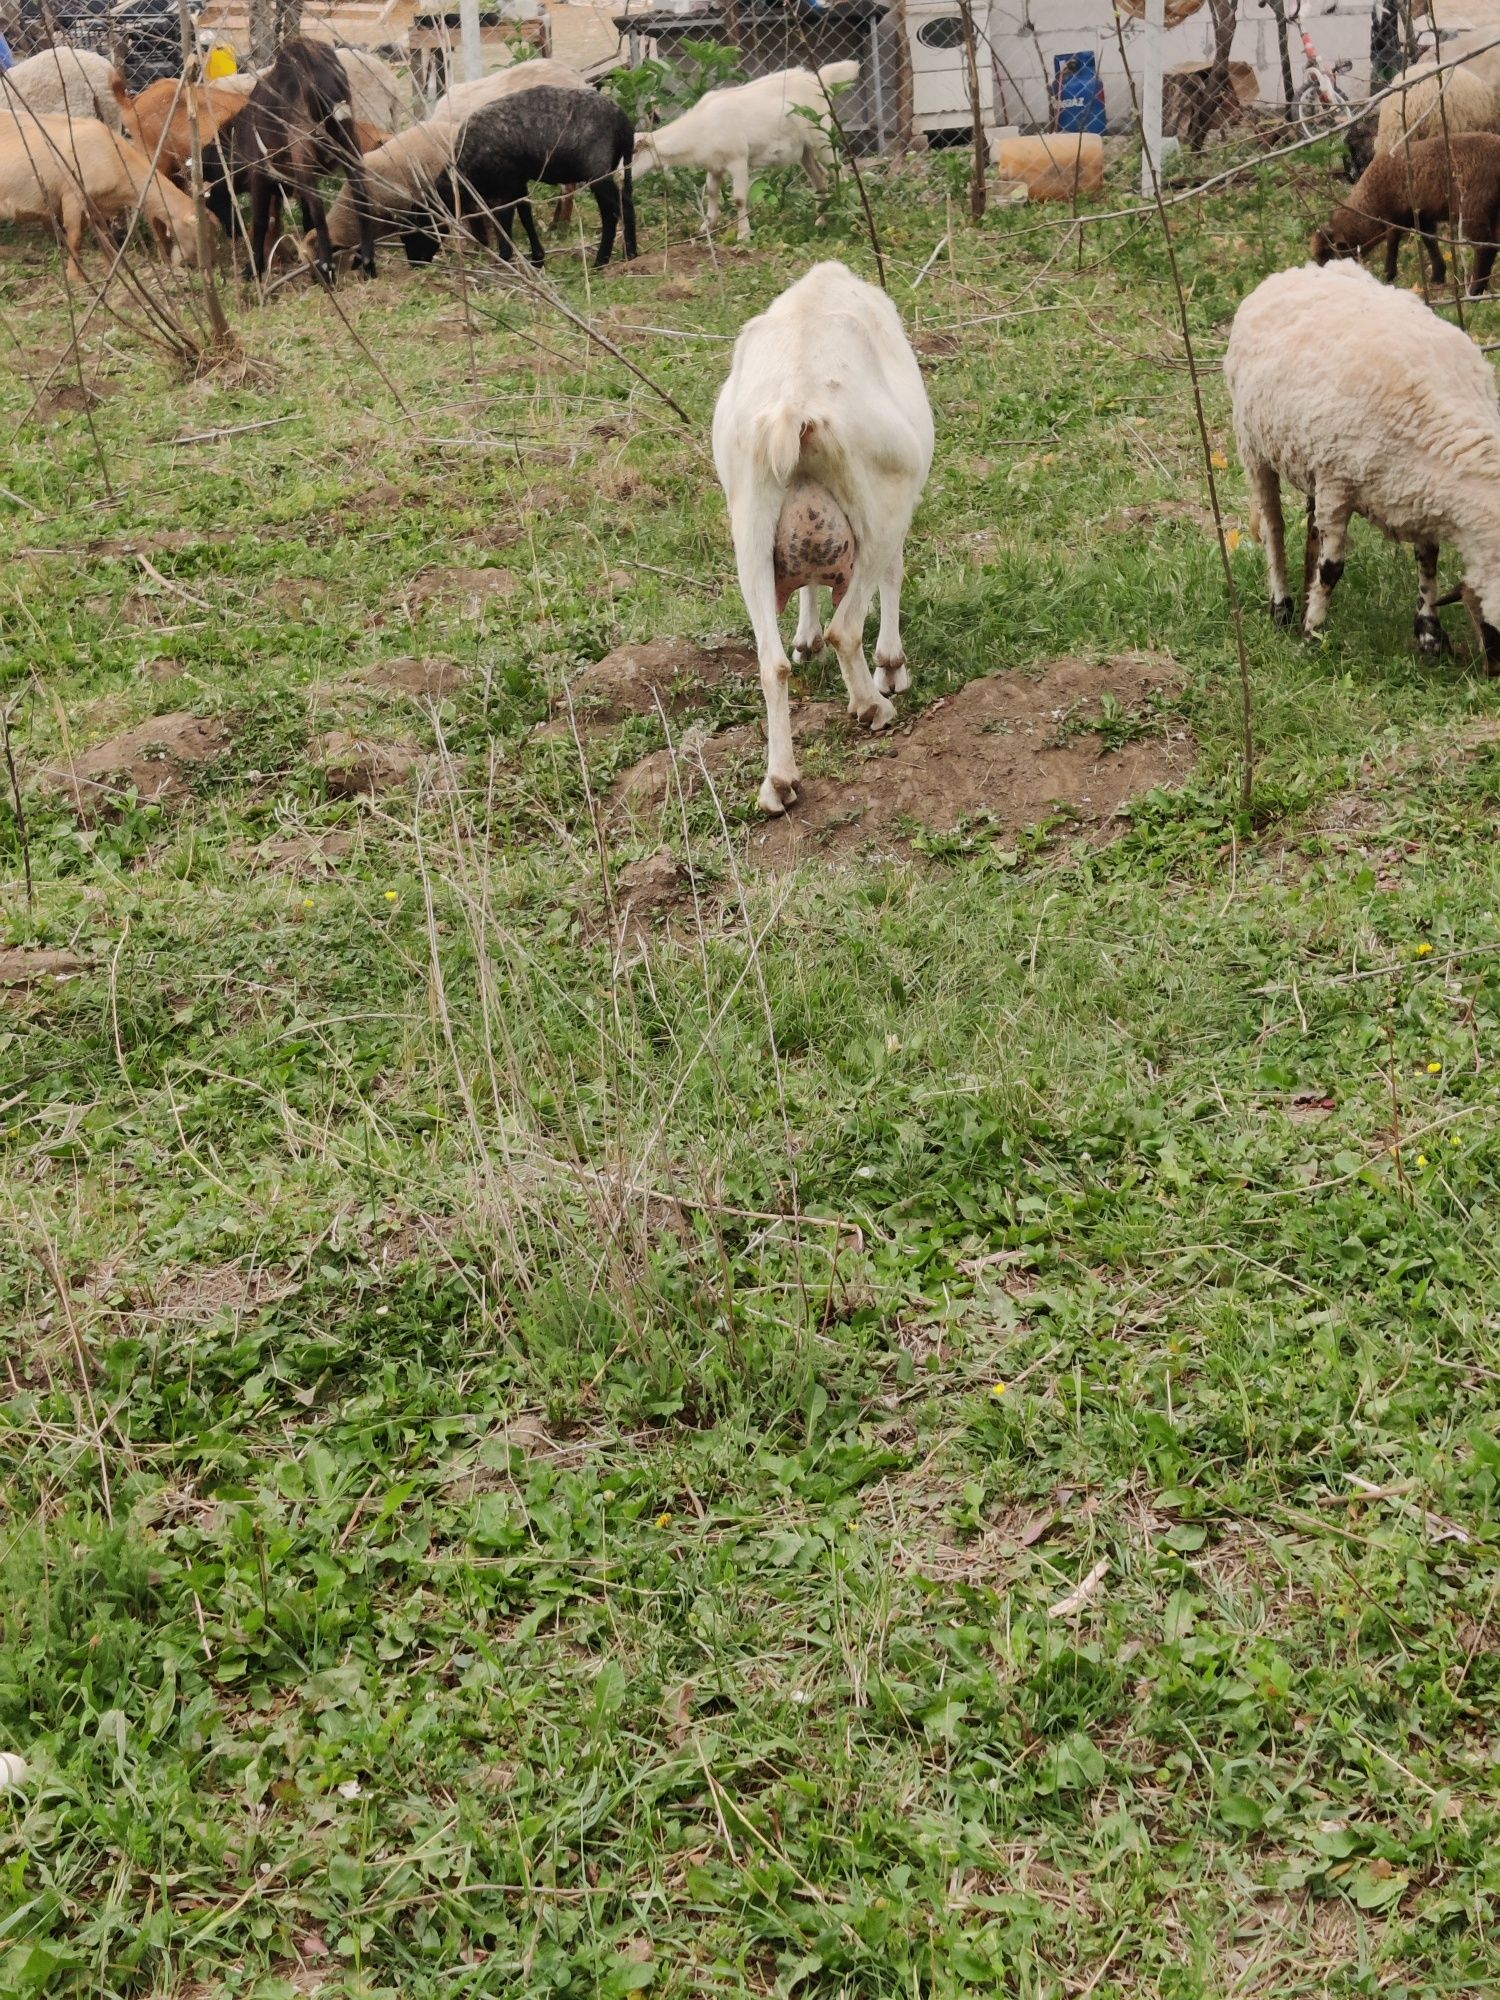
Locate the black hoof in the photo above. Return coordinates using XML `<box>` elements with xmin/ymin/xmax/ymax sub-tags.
<box><xmin>1414</xmin><ymin>613</ymin><xmax>1452</xmax><ymax>658</ymax></box>
<box><xmin>1271</xmin><ymin>597</ymin><xmax>1295</xmax><ymax>629</ymax></box>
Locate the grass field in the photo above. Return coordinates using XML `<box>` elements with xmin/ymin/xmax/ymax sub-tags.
<box><xmin>4</xmin><ymin>133</ymin><xmax>1500</xmax><ymax>1999</ymax></box>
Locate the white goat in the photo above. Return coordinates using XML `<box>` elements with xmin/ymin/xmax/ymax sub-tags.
<box><xmin>634</xmin><ymin>61</ymin><xmax>856</xmax><ymax>242</ymax></box>
<box><xmin>1225</xmin><ymin>259</ymin><xmax>1500</xmax><ymax>665</ymax></box>
<box><xmin>0</xmin><ymin>48</ymin><xmax>126</xmax><ymax>131</ymax></box>
<box><xmin>430</xmin><ymin>58</ymin><xmax>590</xmax><ymax>123</ymax></box>
<box><xmin>713</xmin><ymin>260</ymin><xmax>934</xmax><ymax>813</ymax></box>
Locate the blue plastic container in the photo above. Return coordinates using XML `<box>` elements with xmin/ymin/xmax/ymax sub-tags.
<box><xmin>1054</xmin><ymin>51</ymin><xmax>1106</xmax><ymax>135</ymax></box>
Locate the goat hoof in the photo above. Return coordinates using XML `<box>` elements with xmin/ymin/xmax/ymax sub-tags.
<box><xmin>792</xmin><ymin>632</ymin><xmax>824</xmax><ymax>663</ymax></box>
<box><xmin>1271</xmin><ymin>597</ymin><xmax>1295</xmax><ymax>629</ymax></box>
<box><xmin>874</xmin><ymin>657</ymin><xmax>909</xmax><ymax>696</ymax></box>
<box><xmin>858</xmin><ymin>696</ymin><xmax>897</xmax><ymax>733</ymax></box>
<box><xmin>759</xmin><ymin>772</ymin><xmax>799</xmax><ymax>815</ymax></box>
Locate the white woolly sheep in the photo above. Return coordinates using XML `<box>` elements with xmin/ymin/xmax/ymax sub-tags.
<box><xmin>0</xmin><ymin>113</ymin><xmax>203</xmax><ymax>277</ymax></box>
<box><xmin>1225</xmin><ymin>259</ymin><xmax>1500</xmax><ymax>667</ymax></box>
<box><xmin>712</xmin><ymin>260</ymin><xmax>934</xmax><ymax>813</ymax></box>
<box><xmin>634</xmin><ymin>61</ymin><xmax>857</xmax><ymax>242</ymax></box>
<box><xmin>430</xmin><ymin>58</ymin><xmax>590</xmax><ymax>123</ymax></box>
<box><xmin>0</xmin><ymin>48</ymin><xmax>126</xmax><ymax>131</ymax></box>
<box><xmin>1375</xmin><ymin>59</ymin><xmax>1497</xmax><ymax>155</ymax></box>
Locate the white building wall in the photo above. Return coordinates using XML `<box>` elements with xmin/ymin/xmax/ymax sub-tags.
<box><xmin>987</xmin><ymin>0</ymin><xmax>1376</xmax><ymax>131</ymax></box>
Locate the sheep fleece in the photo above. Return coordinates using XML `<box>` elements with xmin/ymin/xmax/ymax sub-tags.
<box><xmin>1225</xmin><ymin>261</ymin><xmax>1500</xmax><ymax>548</ymax></box>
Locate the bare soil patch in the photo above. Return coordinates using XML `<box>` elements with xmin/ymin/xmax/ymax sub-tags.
<box><xmin>538</xmin><ymin>636</ymin><xmax>756</xmax><ymax>741</ymax></box>
<box><xmin>365</xmin><ymin>656</ymin><xmax>467</xmax><ymax>701</ymax></box>
<box><xmin>237</xmin><ymin>831</ymin><xmax>355</xmax><ymax>873</ymax></box>
<box><xmin>90</xmin><ymin>528</ymin><xmax>233</xmax><ymax>557</ymax></box>
<box><xmin>748</xmin><ymin>655</ymin><xmax>1190</xmax><ymax>865</ymax></box>
<box><xmin>40</xmin><ymin>712</ymin><xmax>231</xmax><ymax>820</ymax></box>
<box><xmin>0</xmin><ymin>947</ymin><xmax>86</xmax><ymax>990</ymax></box>
<box><xmin>404</xmin><ymin>566</ymin><xmax>517</xmax><ymax>615</ymax></box>
<box><xmin>311</xmin><ymin>731</ymin><xmax>423</xmax><ymax>799</ymax></box>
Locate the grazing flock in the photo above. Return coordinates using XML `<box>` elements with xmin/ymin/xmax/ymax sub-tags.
<box><xmin>4</xmin><ymin>32</ymin><xmax>1500</xmax><ymax>811</ymax></box>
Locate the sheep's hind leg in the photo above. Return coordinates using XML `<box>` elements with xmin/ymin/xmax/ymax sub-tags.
<box><xmin>792</xmin><ymin>587</ymin><xmax>824</xmax><ymax>662</ymax></box>
<box><xmin>1302</xmin><ymin>488</ymin><xmax>1352</xmax><ymax>640</ymax></box>
<box><xmin>873</xmin><ymin>554</ymin><xmax>910</xmax><ymax>696</ymax></box>
<box><xmin>1247</xmin><ymin>460</ymin><xmax>1293</xmax><ymax>626</ymax></box>
<box><xmin>1414</xmin><ymin>542</ymin><xmax>1451</xmax><ymax>656</ymax></box>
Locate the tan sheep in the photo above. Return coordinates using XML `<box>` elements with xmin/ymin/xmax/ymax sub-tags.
<box><xmin>322</xmin><ymin>117</ymin><xmax>456</xmax><ymax>254</ymax></box>
<box><xmin>429</xmin><ymin>58</ymin><xmax>590</xmax><ymax>123</ymax></box>
<box><xmin>0</xmin><ymin>114</ymin><xmax>205</xmax><ymax>278</ymax></box>
<box><xmin>1375</xmin><ymin>60</ymin><xmax>1498</xmax><ymax>155</ymax></box>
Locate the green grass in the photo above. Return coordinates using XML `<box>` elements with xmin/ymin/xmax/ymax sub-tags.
<box><xmin>4</xmin><ymin>140</ymin><xmax>1500</xmax><ymax>1998</ymax></box>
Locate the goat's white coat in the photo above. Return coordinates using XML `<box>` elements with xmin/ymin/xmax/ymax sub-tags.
<box><xmin>712</xmin><ymin>260</ymin><xmax>933</xmax><ymax>813</ymax></box>
<box><xmin>0</xmin><ymin>48</ymin><xmax>125</xmax><ymax>131</ymax></box>
<box><xmin>1225</xmin><ymin>260</ymin><xmax>1500</xmax><ymax>646</ymax></box>
<box><xmin>634</xmin><ymin>62</ymin><xmax>856</xmax><ymax>241</ymax></box>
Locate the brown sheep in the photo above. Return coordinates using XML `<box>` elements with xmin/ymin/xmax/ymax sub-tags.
<box><xmin>0</xmin><ymin>113</ymin><xmax>205</xmax><ymax>277</ymax></box>
<box><xmin>119</xmin><ymin>78</ymin><xmax>250</xmax><ymax>186</ymax></box>
<box><xmin>1313</xmin><ymin>132</ymin><xmax>1500</xmax><ymax>296</ymax></box>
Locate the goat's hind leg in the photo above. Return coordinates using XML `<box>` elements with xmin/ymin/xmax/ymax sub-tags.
<box><xmin>827</xmin><ymin>553</ymin><xmax>896</xmax><ymax>733</ymax></box>
<box><xmin>792</xmin><ymin>587</ymin><xmax>824</xmax><ymax>662</ymax></box>
<box><xmin>733</xmin><ymin>494</ymin><xmax>801</xmax><ymax>813</ymax></box>
<box><xmin>873</xmin><ymin>552</ymin><xmax>910</xmax><ymax>696</ymax></box>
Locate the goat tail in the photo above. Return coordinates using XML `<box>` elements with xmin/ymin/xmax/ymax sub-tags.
<box><xmin>753</xmin><ymin>404</ymin><xmax>816</xmax><ymax>486</ymax></box>
<box><xmin>815</xmin><ymin>60</ymin><xmax>860</xmax><ymax>90</ymax></box>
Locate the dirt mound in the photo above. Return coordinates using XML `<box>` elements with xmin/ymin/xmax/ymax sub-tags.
<box><xmin>312</xmin><ymin>732</ymin><xmax>423</xmax><ymax>800</ymax></box>
<box><xmin>41</xmin><ymin>712</ymin><xmax>230</xmax><ymax>820</ymax></box>
<box><xmin>609</xmin><ymin>656</ymin><xmax>1191</xmax><ymax>862</ymax></box>
<box><xmin>0</xmin><ymin>947</ymin><xmax>86</xmax><ymax>990</ymax></box>
<box><xmin>750</xmin><ymin>655</ymin><xmax>1190</xmax><ymax>864</ymax></box>
<box><xmin>539</xmin><ymin>636</ymin><xmax>756</xmax><ymax>741</ymax></box>
<box><xmin>366</xmin><ymin>656</ymin><xmax>467</xmax><ymax>700</ymax></box>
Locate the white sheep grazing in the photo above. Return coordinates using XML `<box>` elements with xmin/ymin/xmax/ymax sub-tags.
<box><xmin>0</xmin><ymin>48</ymin><xmax>126</xmax><ymax>132</ymax></box>
<box><xmin>1225</xmin><ymin>259</ymin><xmax>1500</xmax><ymax>666</ymax></box>
<box><xmin>1375</xmin><ymin>59</ymin><xmax>1497</xmax><ymax>155</ymax></box>
<box><xmin>713</xmin><ymin>260</ymin><xmax>934</xmax><ymax>813</ymax></box>
<box><xmin>634</xmin><ymin>61</ymin><xmax>857</xmax><ymax>242</ymax></box>
<box><xmin>322</xmin><ymin>117</ymin><xmax>454</xmax><ymax>252</ymax></box>
<box><xmin>430</xmin><ymin>58</ymin><xmax>590</xmax><ymax>123</ymax></box>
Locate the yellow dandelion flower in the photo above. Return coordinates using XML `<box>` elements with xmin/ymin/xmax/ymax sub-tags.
<box><xmin>1450</xmin><ymin>1133</ymin><xmax>1462</xmax><ymax>1147</ymax></box>
<box><xmin>1428</xmin><ymin>1062</ymin><xmax>1443</xmax><ymax>1075</ymax></box>
<box><xmin>1415</xmin><ymin>942</ymin><xmax>1433</xmax><ymax>957</ymax></box>
<box><xmin>385</xmin><ymin>890</ymin><xmax>398</xmax><ymax>903</ymax></box>
<box><xmin>1417</xmin><ymin>1154</ymin><xmax>1429</xmax><ymax>1168</ymax></box>
<box><xmin>655</xmin><ymin>1511</ymin><xmax>672</xmax><ymax>1529</ymax></box>
<box><xmin>302</xmin><ymin>897</ymin><xmax>314</xmax><ymax>910</ymax></box>
<box><xmin>990</xmin><ymin>1381</ymin><xmax>1007</xmax><ymax>1399</ymax></box>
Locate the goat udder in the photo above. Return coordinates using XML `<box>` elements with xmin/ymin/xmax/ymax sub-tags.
<box><xmin>773</xmin><ymin>480</ymin><xmax>854</xmax><ymax>613</ymax></box>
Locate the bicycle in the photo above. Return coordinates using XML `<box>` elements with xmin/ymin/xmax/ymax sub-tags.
<box><xmin>1291</xmin><ymin>1</ymin><xmax>1355</xmax><ymax>136</ymax></box>
<box><xmin>1261</xmin><ymin>0</ymin><xmax>1354</xmax><ymax>139</ymax></box>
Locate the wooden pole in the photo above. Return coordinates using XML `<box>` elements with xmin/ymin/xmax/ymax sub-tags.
<box><xmin>459</xmin><ymin>0</ymin><xmax>483</xmax><ymax>82</ymax></box>
<box><xmin>1141</xmin><ymin>0</ymin><xmax>1164</xmax><ymax>196</ymax></box>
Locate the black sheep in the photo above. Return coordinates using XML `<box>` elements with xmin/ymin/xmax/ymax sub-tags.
<box><xmin>406</xmin><ymin>87</ymin><xmax>637</xmax><ymax>271</ymax></box>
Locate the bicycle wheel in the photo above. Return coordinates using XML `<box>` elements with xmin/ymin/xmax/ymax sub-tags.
<box><xmin>1298</xmin><ymin>80</ymin><xmax>1349</xmax><ymax>141</ymax></box>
